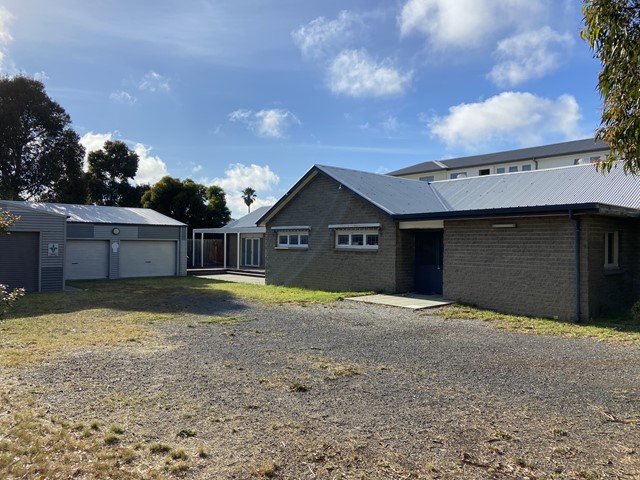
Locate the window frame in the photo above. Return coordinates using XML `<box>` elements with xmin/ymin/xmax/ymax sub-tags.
<box><xmin>273</xmin><ymin>226</ymin><xmax>310</xmax><ymax>250</ymax></box>
<box><xmin>329</xmin><ymin>223</ymin><xmax>380</xmax><ymax>251</ymax></box>
<box><xmin>604</xmin><ymin>231</ymin><xmax>620</xmax><ymax>269</ymax></box>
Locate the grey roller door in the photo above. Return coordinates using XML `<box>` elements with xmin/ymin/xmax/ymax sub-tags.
<box><xmin>0</xmin><ymin>231</ymin><xmax>39</xmax><ymax>292</ymax></box>
<box><xmin>66</xmin><ymin>240</ymin><xmax>109</xmax><ymax>280</ymax></box>
<box><xmin>119</xmin><ymin>241</ymin><xmax>176</xmax><ymax>278</ymax></box>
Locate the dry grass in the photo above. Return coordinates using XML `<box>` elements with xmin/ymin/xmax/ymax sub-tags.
<box><xmin>438</xmin><ymin>304</ymin><xmax>640</xmax><ymax>344</ymax></box>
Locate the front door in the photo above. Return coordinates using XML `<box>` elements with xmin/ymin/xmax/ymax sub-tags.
<box><xmin>415</xmin><ymin>231</ymin><xmax>443</xmax><ymax>294</ymax></box>
<box><xmin>244</xmin><ymin>237</ymin><xmax>261</xmax><ymax>267</ymax></box>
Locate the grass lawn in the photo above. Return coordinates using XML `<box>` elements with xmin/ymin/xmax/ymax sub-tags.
<box><xmin>0</xmin><ymin>276</ymin><xmax>366</xmax><ymax>368</ymax></box>
<box><xmin>438</xmin><ymin>304</ymin><xmax>640</xmax><ymax>344</ymax></box>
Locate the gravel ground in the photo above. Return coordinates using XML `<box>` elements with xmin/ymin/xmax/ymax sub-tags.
<box><xmin>15</xmin><ymin>297</ymin><xmax>640</xmax><ymax>479</ymax></box>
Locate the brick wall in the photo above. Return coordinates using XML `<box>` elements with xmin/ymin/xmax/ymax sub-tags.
<box><xmin>581</xmin><ymin>215</ymin><xmax>640</xmax><ymax>317</ymax></box>
<box><xmin>265</xmin><ymin>173</ymin><xmax>399</xmax><ymax>292</ymax></box>
<box><xmin>443</xmin><ymin>216</ymin><xmax>577</xmax><ymax>320</ymax></box>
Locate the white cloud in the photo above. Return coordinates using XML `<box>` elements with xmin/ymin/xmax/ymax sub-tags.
<box><xmin>228</xmin><ymin>108</ymin><xmax>300</xmax><ymax>139</ymax></box>
<box><xmin>212</xmin><ymin>163</ymin><xmax>280</xmax><ymax>217</ymax></box>
<box><xmin>138</xmin><ymin>71</ymin><xmax>170</xmax><ymax>92</ymax></box>
<box><xmin>80</xmin><ymin>131</ymin><xmax>113</xmax><ymax>168</ymax></box>
<box><xmin>488</xmin><ymin>27</ymin><xmax>574</xmax><ymax>87</ymax></box>
<box><xmin>428</xmin><ymin>91</ymin><xmax>581</xmax><ymax>150</ymax></box>
<box><xmin>291</xmin><ymin>10</ymin><xmax>361</xmax><ymax>59</ymax></box>
<box><xmin>80</xmin><ymin>132</ymin><xmax>168</xmax><ymax>185</ymax></box>
<box><xmin>381</xmin><ymin>116</ymin><xmax>400</xmax><ymax>133</ymax></box>
<box><xmin>0</xmin><ymin>6</ymin><xmax>13</xmax><ymax>71</ymax></box>
<box><xmin>327</xmin><ymin>49</ymin><xmax>412</xmax><ymax>98</ymax></box>
<box><xmin>133</xmin><ymin>143</ymin><xmax>169</xmax><ymax>185</ymax></box>
<box><xmin>192</xmin><ymin>164</ymin><xmax>203</xmax><ymax>173</ymax></box>
<box><xmin>33</xmin><ymin>71</ymin><xmax>49</xmax><ymax>82</ymax></box>
<box><xmin>399</xmin><ymin>0</ymin><xmax>543</xmax><ymax>49</ymax></box>
<box><xmin>109</xmin><ymin>90</ymin><xmax>137</xmax><ymax>104</ymax></box>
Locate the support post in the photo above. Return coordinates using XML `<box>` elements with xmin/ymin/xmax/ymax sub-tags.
<box><xmin>200</xmin><ymin>232</ymin><xmax>204</xmax><ymax>268</ymax></box>
<box><xmin>237</xmin><ymin>233</ymin><xmax>241</xmax><ymax>270</ymax></box>
<box><xmin>223</xmin><ymin>232</ymin><xmax>227</xmax><ymax>270</ymax></box>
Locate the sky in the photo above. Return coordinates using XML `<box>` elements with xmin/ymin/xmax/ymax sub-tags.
<box><xmin>0</xmin><ymin>0</ymin><xmax>603</xmax><ymax>217</ymax></box>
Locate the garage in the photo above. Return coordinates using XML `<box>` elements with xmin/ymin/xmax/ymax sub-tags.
<box><xmin>0</xmin><ymin>231</ymin><xmax>40</xmax><ymax>292</ymax></box>
<box><xmin>65</xmin><ymin>240</ymin><xmax>110</xmax><ymax>280</ymax></box>
<box><xmin>119</xmin><ymin>241</ymin><xmax>176</xmax><ymax>278</ymax></box>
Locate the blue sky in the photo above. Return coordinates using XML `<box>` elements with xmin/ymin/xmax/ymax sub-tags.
<box><xmin>0</xmin><ymin>0</ymin><xmax>602</xmax><ymax>217</ymax></box>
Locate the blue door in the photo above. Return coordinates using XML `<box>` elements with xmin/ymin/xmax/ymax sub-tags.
<box><xmin>415</xmin><ymin>231</ymin><xmax>443</xmax><ymax>294</ymax></box>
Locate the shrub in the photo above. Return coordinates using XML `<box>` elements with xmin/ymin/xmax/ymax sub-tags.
<box><xmin>631</xmin><ymin>300</ymin><xmax>640</xmax><ymax>322</ymax></box>
<box><xmin>0</xmin><ymin>284</ymin><xmax>25</xmax><ymax>317</ymax></box>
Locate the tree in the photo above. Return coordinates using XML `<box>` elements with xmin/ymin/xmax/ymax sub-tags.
<box><xmin>0</xmin><ymin>76</ymin><xmax>86</xmax><ymax>200</ymax></box>
<box><xmin>241</xmin><ymin>187</ymin><xmax>256</xmax><ymax>213</ymax></box>
<box><xmin>0</xmin><ymin>209</ymin><xmax>19</xmax><ymax>236</ymax></box>
<box><xmin>141</xmin><ymin>176</ymin><xmax>231</xmax><ymax>231</ymax></box>
<box><xmin>582</xmin><ymin>0</ymin><xmax>640</xmax><ymax>174</ymax></box>
<box><xmin>86</xmin><ymin>140</ymin><xmax>139</xmax><ymax>206</ymax></box>
<box><xmin>205</xmin><ymin>184</ymin><xmax>232</xmax><ymax>227</ymax></box>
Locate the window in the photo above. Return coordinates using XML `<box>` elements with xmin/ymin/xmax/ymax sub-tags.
<box><xmin>574</xmin><ymin>158</ymin><xmax>583</xmax><ymax>165</ymax></box>
<box><xmin>508</xmin><ymin>166</ymin><xmax>518</xmax><ymax>173</ymax></box>
<box><xmin>604</xmin><ymin>231</ymin><xmax>619</xmax><ymax>268</ymax></box>
<box><xmin>273</xmin><ymin>226</ymin><xmax>310</xmax><ymax>250</ymax></box>
<box><xmin>496</xmin><ymin>167</ymin><xmax>506</xmax><ymax>174</ymax></box>
<box><xmin>419</xmin><ymin>175</ymin><xmax>434</xmax><ymax>182</ymax></box>
<box><xmin>479</xmin><ymin>169</ymin><xmax>490</xmax><ymax>176</ymax></box>
<box><xmin>590</xmin><ymin>156</ymin><xmax>601</xmax><ymax>163</ymax></box>
<box><xmin>450</xmin><ymin>172</ymin><xmax>467</xmax><ymax>179</ymax></box>
<box><xmin>330</xmin><ymin>223</ymin><xmax>380</xmax><ymax>251</ymax></box>
<box><xmin>521</xmin><ymin>164</ymin><xmax>532</xmax><ymax>171</ymax></box>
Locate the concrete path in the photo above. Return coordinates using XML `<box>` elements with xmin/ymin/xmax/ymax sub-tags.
<box><xmin>345</xmin><ymin>293</ymin><xmax>453</xmax><ymax>310</ymax></box>
<box><xmin>195</xmin><ymin>274</ymin><xmax>265</xmax><ymax>285</ymax></box>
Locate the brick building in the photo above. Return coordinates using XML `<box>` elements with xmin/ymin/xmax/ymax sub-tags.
<box><xmin>258</xmin><ymin>163</ymin><xmax>640</xmax><ymax>321</ymax></box>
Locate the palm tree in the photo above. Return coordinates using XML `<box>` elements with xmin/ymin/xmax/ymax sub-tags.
<box><xmin>241</xmin><ymin>187</ymin><xmax>256</xmax><ymax>213</ymax></box>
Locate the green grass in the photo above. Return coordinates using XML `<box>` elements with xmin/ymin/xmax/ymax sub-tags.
<box><xmin>439</xmin><ymin>305</ymin><xmax>640</xmax><ymax>344</ymax></box>
<box><xmin>0</xmin><ymin>276</ymin><xmax>367</xmax><ymax>368</ymax></box>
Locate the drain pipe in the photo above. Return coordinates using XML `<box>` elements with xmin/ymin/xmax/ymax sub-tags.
<box><xmin>570</xmin><ymin>210</ymin><xmax>581</xmax><ymax>322</ymax></box>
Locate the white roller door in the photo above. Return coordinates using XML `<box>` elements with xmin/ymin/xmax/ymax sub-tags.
<box><xmin>66</xmin><ymin>240</ymin><xmax>109</xmax><ymax>280</ymax></box>
<box><xmin>119</xmin><ymin>241</ymin><xmax>176</xmax><ymax>278</ymax></box>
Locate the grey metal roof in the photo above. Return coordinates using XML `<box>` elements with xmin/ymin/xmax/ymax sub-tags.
<box><xmin>315</xmin><ymin>165</ymin><xmax>447</xmax><ymax>216</ymax></box>
<box><xmin>429</xmin><ymin>163</ymin><xmax>640</xmax><ymax>214</ymax></box>
<box><xmin>389</xmin><ymin>138</ymin><xmax>610</xmax><ymax>176</ymax></box>
<box><xmin>0</xmin><ymin>201</ymin><xmax>186</xmax><ymax>226</ymax></box>
<box><xmin>226</xmin><ymin>206</ymin><xmax>272</xmax><ymax>229</ymax></box>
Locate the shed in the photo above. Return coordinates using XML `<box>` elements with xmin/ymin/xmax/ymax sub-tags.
<box><xmin>0</xmin><ymin>201</ymin><xmax>188</xmax><ymax>290</ymax></box>
<box><xmin>0</xmin><ymin>201</ymin><xmax>66</xmax><ymax>292</ymax></box>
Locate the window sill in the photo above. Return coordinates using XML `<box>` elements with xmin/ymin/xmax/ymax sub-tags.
<box><xmin>335</xmin><ymin>247</ymin><xmax>378</xmax><ymax>252</ymax></box>
<box><xmin>604</xmin><ymin>267</ymin><xmax>625</xmax><ymax>276</ymax></box>
<box><xmin>275</xmin><ymin>246</ymin><xmax>308</xmax><ymax>250</ymax></box>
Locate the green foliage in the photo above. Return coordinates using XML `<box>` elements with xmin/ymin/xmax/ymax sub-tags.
<box><xmin>582</xmin><ymin>1</ymin><xmax>640</xmax><ymax>174</ymax></box>
<box><xmin>0</xmin><ymin>209</ymin><xmax>19</xmax><ymax>236</ymax></box>
<box><xmin>241</xmin><ymin>186</ymin><xmax>256</xmax><ymax>213</ymax></box>
<box><xmin>86</xmin><ymin>140</ymin><xmax>139</xmax><ymax>206</ymax></box>
<box><xmin>141</xmin><ymin>176</ymin><xmax>231</xmax><ymax>230</ymax></box>
<box><xmin>631</xmin><ymin>300</ymin><xmax>640</xmax><ymax>322</ymax></box>
<box><xmin>0</xmin><ymin>76</ymin><xmax>86</xmax><ymax>201</ymax></box>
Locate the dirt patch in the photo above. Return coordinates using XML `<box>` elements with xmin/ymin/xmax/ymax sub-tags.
<box><xmin>5</xmin><ymin>301</ymin><xmax>640</xmax><ymax>478</ymax></box>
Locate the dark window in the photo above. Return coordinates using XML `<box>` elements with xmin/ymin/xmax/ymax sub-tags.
<box><xmin>337</xmin><ymin>234</ymin><xmax>349</xmax><ymax>245</ymax></box>
<box><xmin>351</xmin><ymin>234</ymin><xmax>364</xmax><ymax>246</ymax></box>
<box><xmin>497</xmin><ymin>167</ymin><xmax>506</xmax><ymax>174</ymax></box>
<box><xmin>522</xmin><ymin>164</ymin><xmax>532</xmax><ymax>171</ymax></box>
<box><xmin>479</xmin><ymin>169</ymin><xmax>490</xmax><ymax>176</ymax></box>
<box><xmin>509</xmin><ymin>166</ymin><xmax>518</xmax><ymax>173</ymax></box>
<box><xmin>366</xmin><ymin>234</ymin><xmax>379</xmax><ymax>246</ymax></box>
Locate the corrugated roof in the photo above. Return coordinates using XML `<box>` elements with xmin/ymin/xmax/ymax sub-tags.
<box><xmin>316</xmin><ymin>165</ymin><xmax>447</xmax><ymax>216</ymax></box>
<box><xmin>429</xmin><ymin>163</ymin><xmax>640</xmax><ymax>213</ymax></box>
<box><xmin>389</xmin><ymin>138</ymin><xmax>609</xmax><ymax>176</ymax></box>
<box><xmin>226</xmin><ymin>206</ymin><xmax>272</xmax><ymax>229</ymax></box>
<box><xmin>0</xmin><ymin>201</ymin><xmax>186</xmax><ymax>226</ymax></box>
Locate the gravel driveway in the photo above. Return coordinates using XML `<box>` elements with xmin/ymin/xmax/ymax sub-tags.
<box><xmin>19</xmin><ymin>297</ymin><xmax>640</xmax><ymax>479</ymax></box>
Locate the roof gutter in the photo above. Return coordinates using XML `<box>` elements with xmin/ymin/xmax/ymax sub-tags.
<box><xmin>391</xmin><ymin>203</ymin><xmax>602</xmax><ymax>221</ymax></box>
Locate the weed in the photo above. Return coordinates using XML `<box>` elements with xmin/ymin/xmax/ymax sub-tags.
<box><xmin>552</xmin><ymin>426</ymin><xmax>569</xmax><ymax>437</ymax></box>
<box><xmin>168</xmin><ymin>460</ymin><xmax>189</xmax><ymax>473</ymax></box>
<box><xmin>289</xmin><ymin>382</ymin><xmax>310</xmax><ymax>393</ymax></box>
<box><xmin>103</xmin><ymin>433</ymin><xmax>120</xmax><ymax>445</ymax></box>
<box><xmin>90</xmin><ymin>421</ymin><xmax>101</xmax><ymax>431</ymax></box>
<box><xmin>171</xmin><ymin>448</ymin><xmax>188</xmax><ymax>460</ymax></box>
<box><xmin>253</xmin><ymin>460</ymin><xmax>279</xmax><ymax>477</ymax></box>
<box><xmin>197</xmin><ymin>447</ymin><xmax>208</xmax><ymax>458</ymax></box>
<box><xmin>110</xmin><ymin>425</ymin><xmax>125</xmax><ymax>434</ymax></box>
<box><xmin>177</xmin><ymin>429</ymin><xmax>197</xmax><ymax>438</ymax></box>
<box><xmin>149</xmin><ymin>442</ymin><xmax>172</xmax><ymax>454</ymax></box>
